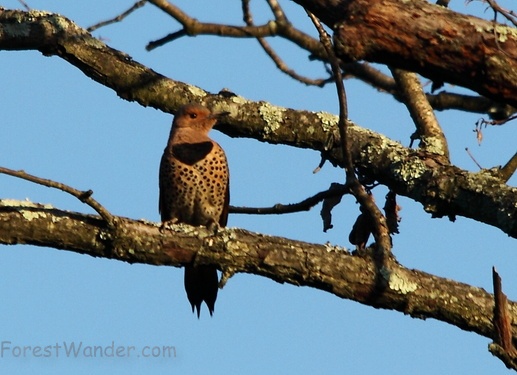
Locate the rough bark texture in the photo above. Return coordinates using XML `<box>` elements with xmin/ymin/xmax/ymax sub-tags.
<box><xmin>0</xmin><ymin>199</ymin><xmax>510</xmax><ymax>340</ymax></box>
<box><xmin>0</xmin><ymin>9</ymin><xmax>515</xmax><ymax>238</ymax></box>
<box><xmin>296</xmin><ymin>0</ymin><xmax>517</xmax><ymax>107</ymax></box>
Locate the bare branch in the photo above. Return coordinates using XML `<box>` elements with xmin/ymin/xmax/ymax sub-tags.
<box><xmin>483</xmin><ymin>0</ymin><xmax>517</xmax><ymax>27</ymax></box>
<box><xmin>146</xmin><ymin>0</ymin><xmax>326</xmax><ymax>58</ymax></box>
<box><xmin>87</xmin><ymin>1</ymin><xmax>147</xmax><ymax>32</ymax></box>
<box><xmin>0</xmin><ymin>201</ymin><xmax>512</xmax><ymax>345</ymax></box>
<box><xmin>146</xmin><ymin>0</ymin><xmax>517</xmax><ymax>118</ymax></box>
<box><xmin>498</xmin><ymin>151</ymin><xmax>517</xmax><ymax>182</ymax></box>
<box><xmin>230</xmin><ymin>183</ymin><xmax>348</xmax><ymax>215</ymax></box>
<box><xmin>390</xmin><ymin>69</ymin><xmax>450</xmax><ymax>161</ymax></box>
<box><xmin>0</xmin><ymin>10</ymin><xmax>515</xmax><ymax>238</ymax></box>
<box><xmin>465</xmin><ymin>147</ymin><xmax>483</xmax><ymax>170</ymax></box>
<box><xmin>17</xmin><ymin>0</ymin><xmax>30</xmax><ymax>11</ymax></box>
<box><xmin>489</xmin><ymin>267</ymin><xmax>517</xmax><ymax>370</ymax></box>
<box><xmin>146</xmin><ymin>29</ymin><xmax>187</xmax><ymax>51</ymax></box>
<box><xmin>266</xmin><ymin>0</ymin><xmax>287</xmax><ymax>22</ymax></box>
<box><xmin>240</xmin><ymin>0</ymin><xmax>331</xmax><ymax>86</ymax></box>
<box><xmin>307</xmin><ymin>10</ymin><xmax>392</xmax><ymax>252</ymax></box>
<box><xmin>428</xmin><ymin>91</ymin><xmax>516</xmax><ymax>120</ymax></box>
<box><xmin>146</xmin><ymin>0</ymin><xmax>280</xmax><ymax>43</ymax></box>
<box><xmin>0</xmin><ymin>166</ymin><xmax>115</xmax><ymax>228</ymax></box>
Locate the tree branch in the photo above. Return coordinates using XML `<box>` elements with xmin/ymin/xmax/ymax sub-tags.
<box><xmin>390</xmin><ymin>69</ymin><xmax>450</xmax><ymax>160</ymax></box>
<box><xmin>307</xmin><ymin>10</ymin><xmax>392</xmax><ymax>252</ymax></box>
<box><xmin>229</xmin><ymin>183</ymin><xmax>348</xmax><ymax>215</ymax></box>
<box><xmin>0</xmin><ymin>9</ymin><xmax>515</xmax><ymax>238</ymax></box>
<box><xmin>87</xmin><ymin>1</ymin><xmax>147</xmax><ymax>32</ymax></box>
<box><xmin>241</xmin><ymin>0</ymin><xmax>331</xmax><ymax>86</ymax></box>
<box><xmin>0</xmin><ymin>166</ymin><xmax>115</xmax><ymax>228</ymax></box>
<box><xmin>297</xmin><ymin>0</ymin><xmax>517</xmax><ymax>107</ymax></box>
<box><xmin>490</xmin><ymin>267</ymin><xmax>517</xmax><ymax>370</ymax></box>
<box><xmin>0</xmin><ymin>200</ymin><xmax>513</xmax><ymax>344</ymax></box>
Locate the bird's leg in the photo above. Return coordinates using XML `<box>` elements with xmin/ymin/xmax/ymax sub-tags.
<box><xmin>206</xmin><ymin>219</ymin><xmax>220</xmax><ymax>236</ymax></box>
<box><xmin>159</xmin><ymin>218</ymin><xmax>179</xmax><ymax>232</ymax></box>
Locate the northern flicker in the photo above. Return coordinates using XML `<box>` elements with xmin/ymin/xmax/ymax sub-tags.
<box><xmin>159</xmin><ymin>103</ymin><xmax>229</xmax><ymax>317</ymax></box>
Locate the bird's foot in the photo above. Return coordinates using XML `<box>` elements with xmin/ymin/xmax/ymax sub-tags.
<box><xmin>160</xmin><ymin>218</ymin><xmax>179</xmax><ymax>232</ymax></box>
<box><xmin>207</xmin><ymin>220</ymin><xmax>220</xmax><ymax>235</ymax></box>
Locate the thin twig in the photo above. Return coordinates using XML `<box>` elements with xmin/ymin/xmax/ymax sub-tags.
<box><xmin>17</xmin><ymin>0</ymin><xmax>30</xmax><ymax>11</ymax></box>
<box><xmin>0</xmin><ymin>166</ymin><xmax>116</xmax><ymax>228</ymax></box>
<box><xmin>465</xmin><ymin>147</ymin><xmax>483</xmax><ymax>169</ymax></box>
<box><xmin>146</xmin><ymin>30</ymin><xmax>187</xmax><ymax>51</ymax></box>
<box><xmin>146</xmin><ymin>0</ymin><xmax>325</xmax><ymax>57</ymax></box>
<box><xmin>229</xmin><ymin>184</ymin><xmax>348</xmax><ymax>215</ymax></box>
<box><xmin>483</xmin><ymin>0</ymin><xmax>517</xmax><ymax>27</ymax></box>
<box><xmin>306</xmin><ymin>11</ymin><xmax>392</xmax><ymax>253</ymax></box>
<box><xmin>87</xmin><ymin>1</ymin><xmax>147</xmax><ymax>32</ymax></box>
<box><xmin>241</xmin><ymin>0</ymin><xmax>330</xmax><ymax>86</ymax></box>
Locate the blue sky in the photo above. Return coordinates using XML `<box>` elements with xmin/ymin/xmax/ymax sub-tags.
<box><xmin>1</xmin><ymin>1</ymin><xmax>516</xmax><ymax>374</ymax></box>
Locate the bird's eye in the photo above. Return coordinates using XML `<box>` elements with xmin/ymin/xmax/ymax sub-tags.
<box><xmin>189</xmin><ymin>113</ymin><xmax>197</xmax><ymax>119</ymax></box>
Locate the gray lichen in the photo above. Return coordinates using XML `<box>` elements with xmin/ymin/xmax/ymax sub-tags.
<box><xmin>187</xmin><ymin>85</ymin><xmax>207</xmax><ymax>98</ymax></box>
<box><xmin>392</xmin><ymin>159</ymin><xmax>427</xmax><ymax>186</ymax></box>
<box><xmin>315</xmin><ymin>111</ymin><xmax>338</xmax><ymax>132</ymax></box>
<box><xmin>259</xmin><ymin>102</ymin><xmax>284</xmax><ymax>135</ymax></box>
<box><xmin>474</xmin><ymin>23</ymin><xmax>517</xmax><ymax>43</ymax></box>
<box><xmin>381</xmin><ymin>267</ymin><xmax>418</xmax><ymax>294</ymax></box>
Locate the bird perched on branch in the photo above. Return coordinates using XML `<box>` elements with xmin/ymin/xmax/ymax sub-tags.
<box><xmin>159</xmin><ymin>103</ymin><xmax>230</xmax><ymax>317</ymax></box>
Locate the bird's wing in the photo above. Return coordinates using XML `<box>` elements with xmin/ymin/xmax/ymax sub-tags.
<box><xmin>219</xmin><ymin>176</ymin><xmax>230</xmax><ymax>227</ymax></box>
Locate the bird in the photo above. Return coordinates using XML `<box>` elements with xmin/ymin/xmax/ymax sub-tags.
<box><xmin>159</xmin><ymin>103</ymin><xmax>230</xmax><ymax>318</ymax></box>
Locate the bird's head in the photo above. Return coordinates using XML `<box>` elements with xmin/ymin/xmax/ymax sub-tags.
<box><xmin>173</xmin><ymin>103</ymin><xmax>229</xmax><ymax>133</ymax></box>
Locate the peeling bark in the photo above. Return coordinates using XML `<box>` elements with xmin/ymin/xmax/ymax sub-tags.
<box><xmin>296</xmin><ymin>0</ymin><xmax>517</xmax><ymax>107</ymax></box>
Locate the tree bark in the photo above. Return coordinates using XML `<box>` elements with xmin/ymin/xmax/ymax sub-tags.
<box><xmin>0</xmin><ymin>199</ymin><xmax>510</xmax><ymax>341</ymax></box>
<box><xmin>296</xmin><ymin>0</ymin><xmax>517</xmax><ymax>107</ymax></box>
<box><xmin>0</xmin><ymin>9</ymin><xmax>515</xmax><ymax>237</ymax></box>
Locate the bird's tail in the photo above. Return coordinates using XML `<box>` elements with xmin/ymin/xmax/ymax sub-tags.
<box><xmin>184</xmin><ymin>264</ymin><xmax>218</xmax><ymax>318</ymax></box>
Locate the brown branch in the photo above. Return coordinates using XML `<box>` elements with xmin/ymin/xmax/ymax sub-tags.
<box><xmin>146</xmin><ymin>29</ymin><xmax>187</xmax><ymax>51</ymax></box>
<box><xmin>229</xmin><ymin>183</ymin><xmax>348</xmax><ymax>215</ymax></box>
<box><xmin>146</xmin><ymin>0</ymin><xmax>325</xmax><ymax>58</ymax></box>
<box><xmin>17</xmin><ymin>0</ymin><xmax>30</xmax><ymax>11</ymax></box>
<box><xmin>0</xmin><ymin>201</ymin><xmax>514</xmax><ymax>345</ymax></box>
<box><xmin>241</xmin><ymin>0</ymin><xmax>331</xmax><ymax>86</ymax></box>
<box><xmin>146</xmin><ymin>0</ymin><xmax>517</xmax><ymax>118</ymax></box>
<box><xmin>484</xmin><ymin>0</ymin><xmax>517</xmax><ymax>28</ymax></box>
<box><xmin>307</xmin><ymin>11</ymin><xmax>392</xmax><ymax>252</ymax></box>
<box><xmin>146</xmin><ymin>0</ymin><xmax>281</xmax><ymax>43</ymax></box>
<box><xmin>0</xmin><ymin>9</ymin><xmax>515</xmax><ymax>238</ymax></box>
<box><xmin>497</xmin><ymin>151</ymin><xmax>517</xmax><ymax>182</ymax></box>
<box><xmin>489</xmin><ymin>267</ymin><xmax>517</xmax><ymax>370</ymax></box>
<box><xmin>87</xmin><ymin>1</ymin><xmax>147</xmax><ymax>32</ymax></box>
<box><xmin>390</xmin><ymin>69</ymin><xmax>450</xmax><ymax>161</ymax></box>
<box><xmin>428</xmin><ymin>91</ymin><xmax>516</xmax><ymax>120</ymax></box>
<box><xmin>0</xmin><ymin>166</ymin><xmax>115</xmax><ymax>228</ymax></box>
<box><xmin>465</xmin><ymin>148</ymin><xmax>483</xmax><ymax>170</ymax></box>
<box><xmin>297</xmin><ymin>0</ymin><xmax>517</xmax><ymax>107</ymax></box>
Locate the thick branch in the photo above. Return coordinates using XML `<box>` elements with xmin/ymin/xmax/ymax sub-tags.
<box><xmin>0</xmin><ymin>200</ymin><xmax>513</xmax><ymax>342</ymax></box>
<box><xmin>0</xmin><ymin>9</ymin><xmax>515</xmax><ymax>238</ymax></box>
<box><xmin>296</xmin><ymin>0</ymin><xmax>517</xmax><ymax>107</ymax></box>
